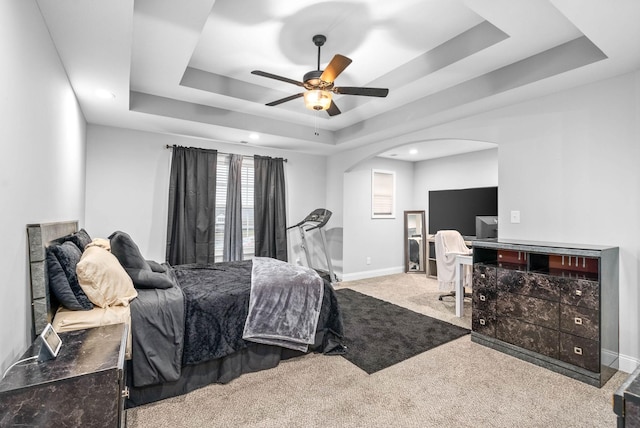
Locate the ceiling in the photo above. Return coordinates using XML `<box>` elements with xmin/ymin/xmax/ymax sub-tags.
<box><xmin>36</xmin><ymin>0</ymin><xmax>640</xmax><ymax>161</ymax></box>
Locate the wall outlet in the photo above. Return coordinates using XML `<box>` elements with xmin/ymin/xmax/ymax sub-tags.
<box><xmin>510</xmin><ymin>210</ymin><xmax>521</xmax><ymax>224</ymax></box>
<box><xmin>366</xmin><ymin>257</ymin><xmax>371</xmax><ymax>265</ymax></box>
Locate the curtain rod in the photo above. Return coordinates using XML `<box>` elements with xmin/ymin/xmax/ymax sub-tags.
<box><xmin>165</xmin><ymin>144</ymin><xmax>287</xmax><ymax>162</ymax></box>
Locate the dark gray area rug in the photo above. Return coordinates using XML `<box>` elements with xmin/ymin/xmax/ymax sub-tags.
<box><xmin>335</xmin><ymin>288</ymin><xmax>469</xmax><ymax>374</ymax></box>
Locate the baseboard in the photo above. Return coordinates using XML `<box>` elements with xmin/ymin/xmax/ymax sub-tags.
<box><xmin>341</xmin><ymin>266</ymin><xmax>405</xmax><ymax>282</ymax></box>
<box><xmin>619</xmin><ymin>353</ymin><xmax>640</xmax><ymax>374</ymax></box>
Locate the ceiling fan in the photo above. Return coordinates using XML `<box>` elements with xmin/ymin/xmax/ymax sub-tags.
<box><xmin>251</xmin><ymin>34</ymin><xmax>389</xmax><ymax>116</ymax></box>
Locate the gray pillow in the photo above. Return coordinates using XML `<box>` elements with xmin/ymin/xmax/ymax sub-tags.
<box><xmin>147</xmin><ymin>260</ymin><xmax>168</xmax><ymax>273</ymax></box>
<box><xmin>64</xmin><ymin>228</ymin><xmax>92</xmax><ymax>251</ymax></box>
<box><xmin>109</xmin><ymin>231</ymin><xmax>174</xmax><ymax>289</ymax></box>
<box><xmin>109</xmin><ymin>231</ymin><xmax>150</xmax><ymax>271</ymax></box>
<box><xmin>125</xmin><ymin>268</ymin><xmax>175</xmax><ymax>289</ymax></box>
<box><xmin>47</xmin><ymin>243</ymin><xmax>93</xmax><ymax>310</ymax></box>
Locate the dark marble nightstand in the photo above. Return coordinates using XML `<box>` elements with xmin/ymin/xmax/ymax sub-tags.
<box><xmin>614</xmin><ymin>365</ymin><xmax>640</xmax><ymax>427</ymax></box>
<box><xmin>0</xmin><ymin>323</ymin><xmax>128</xmax><ymax>427</ymax></box>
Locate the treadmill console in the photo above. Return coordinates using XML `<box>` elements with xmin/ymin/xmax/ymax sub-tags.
<box><xmin>288</xmin><ymin>208</ymin><xmax>332</xmax><ymax>231</ymax></box>
<box><xmin>305</xmin><ymin>208</ymin><xmax>332</xmax><ymax>225</ymax></box>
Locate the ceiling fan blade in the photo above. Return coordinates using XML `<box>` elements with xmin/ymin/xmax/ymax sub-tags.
<box><xmin>326</xmin><ymin>100</ymin><xmax>341</xmax><ymax>116</ymax></box>
<box><xmin>265</xmin><ymin>93</ymin><xmax>304</xmax><ymax>106</ymax></box>
<box><xmin>333</xmin><ymin>86</ymin><xmax>389</xmax><ymax>97</ymax></box>
<box><xmin>320</xmin><ymin>54</ymin><xmax>352</xmax><ymax>83</ymax></box>
<box><xmin>252</xmin><ymin>70</ymin><xmax>305</xmax><ymax>87</ymax></box>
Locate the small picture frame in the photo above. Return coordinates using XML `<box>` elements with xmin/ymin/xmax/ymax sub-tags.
<box><xmin>38</xmin><ymin>323</ymin><xmax>62</xmax><ymax>361</ymax></box>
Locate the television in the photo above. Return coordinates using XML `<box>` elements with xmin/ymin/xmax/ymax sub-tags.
<box><xmin>476</xmin><ymin>215</ymin><xmax>498</xmax><ymax>239</ymax></box>
<box><xmin>428</xmin><ymin>187</ymin><xmax>498</xmax><ymax>237</ymax></box>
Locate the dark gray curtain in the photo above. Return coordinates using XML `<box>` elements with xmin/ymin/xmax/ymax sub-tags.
<box><xmin>166</xmin><ymin>146</ymin><xmax>217</xmax><ymax>265</ymax></box>
<box><xmin>254</xmin><ymin>155</ymin><xmax>287</xmax><ymax>261</ymax></box>
<box><xmin>223</xmin><ymin>154</ymin><xmax>244</xmax><ymax>261</ymax></box>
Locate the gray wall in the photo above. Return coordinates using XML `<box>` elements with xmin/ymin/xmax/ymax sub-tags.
<box><xmin>340</xmin><ymin>149</ymin><xmax>498</xmax><ymax>280</ymax></box>
<box><xmin>328</xmin><ymin>71</ymin><xmax>640</xmax><ymax>372</ymax></box>
<box><xmin>85</xmin><ymin>125</ymin><xmax>328</xmax><ymax>266</ymax></box>
<box><xmin>342</xmin><ymin>157</ymin><xmax>415</xmax><ymax>280</ymax></box>
<box><xmin>2</xmin><ymin>0</ymin><xmax>638</xmax><ymax>376</ymax></box>
<box><xmin>414</xmin><ymin>148</ymin><xmax>499</xmax><ymax>213</ymax></box>
<box><xmin>0</xmin><ymin>1</ymin><xmax>87</xmax><ymax>374</ymax></box>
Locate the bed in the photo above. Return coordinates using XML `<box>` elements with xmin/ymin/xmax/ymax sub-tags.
<box><xmin>27</xmin><ymin>221</ymin><xmax>344</xmax><ymax>407</ymax></box>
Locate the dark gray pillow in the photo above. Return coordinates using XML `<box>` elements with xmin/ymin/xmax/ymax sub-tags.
<box><xmin>64</xmin><ymin>228</ymin><xmax>92</xmax><ymax>251</ymax></box>
<box><xmin>146</xmin><ymin>260</ymin><xmax>167</xmax><ymax>273</ymax></box>
<box><xmin>47</xmin><ymin>243</ymin><xmax>93</xmax><ymax>310</ymax></box>
<box><xmin>125</xmin><ymin>268</ymin><xmax>175</xmax><ymax>289</ymax></box>
<box><xmin>109</xmin><ymin>231</ymin><xmax>150</xmax><ymax>271</ymax></box>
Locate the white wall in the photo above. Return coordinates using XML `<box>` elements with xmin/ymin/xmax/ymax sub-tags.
<box><xmin>328</xmin><ymin>70</ymin><xmax>640</xmax><ymax>371</ymax></box>
<box><xmin>414</xmin><ymin>148</ymin><xmax>499</xmax><ymax>222</ymax></box>
<box><xmin>342</xmin><ymin>157</ymin><xmax>415</xmax><ymax>280</ymax></box>
<box><xmin>0</xmin><ymin>1</ymin><xmax>86</xmax><ymax>373</ymax></box>
<box><xmin>339</xmin><ymin>149</ymin><xmax>498</xmax><ymax>281</ymax></box>
<box><xmin>85</xmin><ymin>125</ymin><xmax>327</xmax><ymax>264</ymax></box>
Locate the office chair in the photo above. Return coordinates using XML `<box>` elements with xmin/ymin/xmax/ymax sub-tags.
<box><xmin>434</xmin><ymin>230</ymin><xmax>473</xmax><ymax>301</ymax></box>
<box><xmin>409</xmin><ymin>238</ymin><xmax>420</xmax><ymax>269</ymax></box>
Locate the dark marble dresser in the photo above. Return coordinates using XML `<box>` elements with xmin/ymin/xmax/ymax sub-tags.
<box><xmin>471</xmin><ymin>239</ymin><xmax>618</xmax><ymax>387</ymax></box>
<box><xmin>614</xmin><ymin>365</ymin><xmax>640</xmax><ymax>427</ymax></box>
<box><xmin>0</xmin><ymin>323</ymin><xmax>128</xmax><ymax>427</ymax></box>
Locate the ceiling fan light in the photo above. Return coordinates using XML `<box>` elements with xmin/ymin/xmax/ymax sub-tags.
<box><xmin>304</xmin><ymin>90</ymin><xmax>332</xmax><ymax>111</ymax></box>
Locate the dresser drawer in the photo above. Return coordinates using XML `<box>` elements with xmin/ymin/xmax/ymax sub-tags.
<box><xmin>496</xmin><ymin>317</ymin><xmax>559</xmax><ymax>359</ymax></box>
<box><xmin>497</xmin><ymin>270</ymin><xmax>560</xmax><ymax>301</ymax></box>
<box><xmin>560</xmin><ymin>279</ymin><xmax>599</xmax><ymax>310</ymax></box>
<box><xmin>473</xmin><ymin>264</ymin><xmax>496</xmax><ymax>290</ymax></box>
<box><xmin>560</xmin><ymin>333</ymin><xmax>600</xmax><ymax>372</ymax></box>
<box><xmin>560</xmin><ymin>304</ymin><xmax>599</xmax><ymax>341</ymax></box>
<box><xmin>472</xmin><ymin>288</ymin><xmax>496</xmax><ymax>312</ymax></box>
<box><xmin>496</xmin><ymin>292</ymin><xmax>559</xmax><ymax>330</ymax></box>
<box><xmin>472</xmin><ymin>309</ymin><xmax>496</xmax><ymax>337</ymax></box>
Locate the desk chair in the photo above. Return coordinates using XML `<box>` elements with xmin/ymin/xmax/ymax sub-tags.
<box><xmin>434</xmin><ymin>230</ymin><xmax>473</xmax><ymax>301</ymax></box>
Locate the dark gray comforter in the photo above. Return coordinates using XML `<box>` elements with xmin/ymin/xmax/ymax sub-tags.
<box><xmin>130</xmin><ymin>260</ymin><xmax>344</xmax><ymax>387</ymax></box>
<box><xmin>129</xmin><ymin>269</ymin><xmax>184</xmax><ymax>387</ymax></box>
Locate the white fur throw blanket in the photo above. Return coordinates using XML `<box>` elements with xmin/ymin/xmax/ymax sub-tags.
<box><xmin>435</xmin><ymin>230</ymin><xmax>473</xmax><ymax>291</ymax></box>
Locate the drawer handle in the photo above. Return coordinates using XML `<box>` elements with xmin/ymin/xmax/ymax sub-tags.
<box><xmin>479</xmin><ymin>294</ymin><xmax>487</xmax><ymax>302</ymax></box>
<box><xmin>122</xmin><ymin>386</ymin><xmax>130</xmax><ymax>399</ymax></box>
<box><xmin>480</xmin><ymin>273</ymin><xmax>486</xmax><ymax>279</ymax></box>
<box><xmin>479</xmin><ymin>319</ymin><xmax>486</xmax><ymax>326</ymax></box>
<box><xmin>575</xmin><ymin>289</ymin><xmax>582</xmax><ymax>296</ymax></box>
<box><xmin>574</xmin><ymin>317</ymin><xmax>583</xmax><ymax>325</ymax></box>
<box><xmin>573</xmin><ymin>347</ymin><xmax>583</xmax><ymax>356</ymax></box>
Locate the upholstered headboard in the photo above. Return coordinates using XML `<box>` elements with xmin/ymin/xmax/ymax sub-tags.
<box><xmin>26</xmin><ymin>221</ymin><xmax>78</xmax><ymax>339</ymax></box>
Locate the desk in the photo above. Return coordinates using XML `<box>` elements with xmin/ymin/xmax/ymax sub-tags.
<box><xmin>455</xmin><ymin>254</ymin><xmax>473</xmax><ymax>317</ymax></box>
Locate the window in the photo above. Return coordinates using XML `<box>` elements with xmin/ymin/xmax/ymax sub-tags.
<box><xmin>371</xmin><ymin>169</ymin><xmax>396</xmax><ymax>218</ymax></box>
<box><xmin>215</xmin><ymin>155</ymin><xmax>255</xmax><ymax>261</ymax></box>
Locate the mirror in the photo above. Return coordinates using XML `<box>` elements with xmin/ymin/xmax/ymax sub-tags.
<box><xmin>404</xmin><ymin>210</ymin><xmax>426</xmax><ymax>273</ymax></box>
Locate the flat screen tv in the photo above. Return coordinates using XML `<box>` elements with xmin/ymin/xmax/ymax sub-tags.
<box><xmin>428</xmin><ymin>186</ymin><xmax>498</xmax><ymax>237</ymax></box>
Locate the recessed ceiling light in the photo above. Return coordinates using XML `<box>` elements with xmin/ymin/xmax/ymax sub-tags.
<box><xmin>389</xmin><ymin>154</ymin><xmax>398</xmax><ymax>157</ymax></box>
<box><xmin>249</xmin><ymin>133</ymin><xmax>259</xmax><ymax>140</ymax></box>
<box><xmin>409</xmin><ymin>149</ymin><xmax>418</xmax><ymax>155</ymax></box>
<box><xmin>95</xmin><ymin>89</ymin><xmax>115</xmax><ymax>99</ymax></box>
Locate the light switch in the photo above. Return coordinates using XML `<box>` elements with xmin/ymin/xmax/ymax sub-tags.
<box><xmin>510</xmin><ymin>210</ymin><xmax>521</xmax><ymax>224</ymax></box>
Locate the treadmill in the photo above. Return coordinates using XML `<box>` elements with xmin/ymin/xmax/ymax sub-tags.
<box><xmin>287</xmin><ymin>208</ymin><xmax>338</xmax><ymax>283</ymax></box>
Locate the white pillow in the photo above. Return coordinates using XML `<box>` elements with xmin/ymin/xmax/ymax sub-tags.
<box><xmin>76</xmin><ymin>245</ymin><xmax>137</xmax><ymax>308</ymax></box>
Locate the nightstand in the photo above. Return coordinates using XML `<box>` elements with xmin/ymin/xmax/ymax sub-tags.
<box><xmin>0</xmin><ymin>323</ymin><xmax>128</xmax><ymax>427</ymax></box>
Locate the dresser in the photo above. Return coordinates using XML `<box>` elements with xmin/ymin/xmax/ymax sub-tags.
<box><xmin>470</xmin><ymin>239</ymin><xmax>618</xmax><ymax>387</ymax></box>
<box><xmin>0</xmin><ymin>323</ymin><xmax>128</xmax><ymax>427</ymax></box>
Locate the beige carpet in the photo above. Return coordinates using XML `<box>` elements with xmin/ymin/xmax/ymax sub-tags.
<box><xmin>126</xmin><ymin>273</ymin><xmax>625</xmax><ymax>428</ymax></box>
